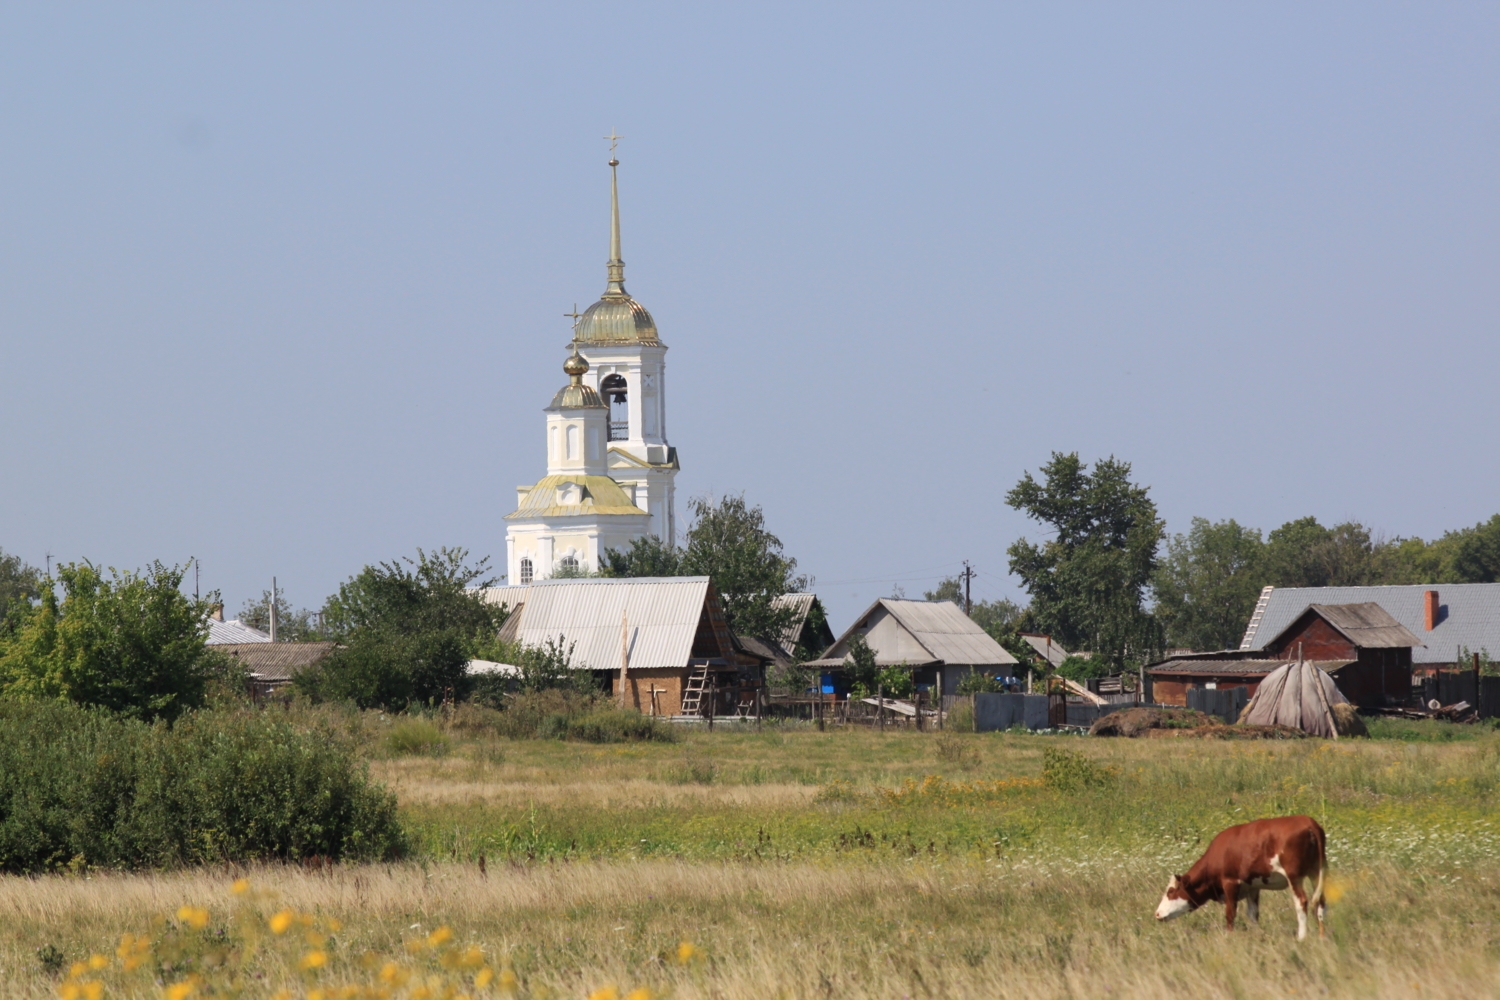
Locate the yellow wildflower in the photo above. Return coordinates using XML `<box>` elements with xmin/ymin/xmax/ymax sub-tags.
<box><xmin>176</xmin><ymin>906</ymin><xmax>210</xmax><ymax>930</ymax></box>
<box><xmin>305</xmin><ymin>930</ymin><xmax>328</xmax><ymax>948</ymax></box>
<box><xmin>307</xmin><ymin>991</ymin><xmax>326</xmax><ymax>1000</ymax></box>
<box><xmin>87</xmin><ymin>954</ymin><xmax>109</xmax><ymax>971</ymax></box>
<box><xmin>59</xmin><ymin>982</ymin><xmax>82</xmax><ymax>1000</ymax></box>
<box><xmin>164</xmin><ymin>981</ymin><xmax>196</xmax><ymax>1000</ymax></box>
<box><xmin>457</xmin><ymin>946</ymin><xmax>485</xmax><ymax>969</ymax></box>
<box><xmin>268</xmin><ymin>910</ymin><xmax>295</xmax><ymax>935</ymax></box>
<box><xmin>426</xmin><ymin>925</ymin><xmax>453</xmax><ymax>947</ymax></box>
<box><xmin>299</xmin><ymin>950</ymin><xmax>329</xmax><ymax>970</ymax></box>
<box><xmin>379</xmin><ymin>962</ymin><xmax>411</xmax><ymax>987</ymax></box>
<box><xmin>474</xmin><ymin>966</ymin><xmax>494</xmax><ymax>988</ymax></box>
<box><xmin>231</xmin><ymin>878</ymin><xmax>250</xmax><ymax>895</ymax></box>
<box><xmin>675</xmin><ymin>941</ymin><xmax>698</xmax><ymax>965</ymax></box>
<box><xmin>498</xmin><ymin>967</ymin><xmax>518</xmax><ymax>991</ymax></box>
<box><xmin>82</xmin><ymin>983</ymin><xmax>104</xmax><ymax>1000</ymax></box>
<box><xmin>587</xmin><ymin>988</ymin><xmax>619</xmax><ymax>1000</ymax></box>
<box><xmin>624</xmin><ymin>990</ymin><xmax>653</xmax><ymax>1000</ymax></box>
<box><xmin>327</xmin><ymin>917</ymin><xmax>343</xmax><ymax>932</ymax></box>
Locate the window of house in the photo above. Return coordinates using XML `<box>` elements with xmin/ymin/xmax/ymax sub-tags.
<box><xmin>519</xmin><ymin>558</ymin><xmax>533</xmax><ymax>585</ymax></box>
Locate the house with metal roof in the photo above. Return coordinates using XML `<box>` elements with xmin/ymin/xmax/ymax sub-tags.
<box><xmin>206</xmin><ymin>615</ymin><xmax>271</xmax><ymax>645</ymax></box>
<box><xmin>1241</xmin><ymin>583</ymin><xmax>1500</xmax><ymax>669</ymax></box>
<box><xmin>805</xmin><ymin>598</ymin><xmax>1017</xmax><ymax>694</ymax></box>
<box><xmin>476</xmin><ymin>577</ymin><xmax>755</xmax><ymax>716</ymax></box>
<box><xmin>1151</xmin><ymin>602</ymin><xmax>1422</xmax><ymax>709</ymax></box>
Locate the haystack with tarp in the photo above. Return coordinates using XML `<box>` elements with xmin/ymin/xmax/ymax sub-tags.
<box><xmin>1240</xmin><ymin>660</ymin><xmax>1351</xmax><ymax>738</ymax></box>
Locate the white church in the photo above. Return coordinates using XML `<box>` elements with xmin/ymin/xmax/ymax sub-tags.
<box><xmin>504</xmin><ymin>153</ymin><xmax>680</xmax><ymax>585</ymax></box>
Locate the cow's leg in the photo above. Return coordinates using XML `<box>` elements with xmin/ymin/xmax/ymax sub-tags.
<box><xmin>1244</xmin><ymin>888</ymin><xmax>1260</xmax><ymax>926</ymax></box>
<box><xmin>1221</xmin><ymin>878</ymin><xmax>1241</xmax><ymax>931</ymax></box>
<box><xmin>1288</xmin><ymin>878</ymin><xmax>1309</xmax><ymax>941</ymax></box>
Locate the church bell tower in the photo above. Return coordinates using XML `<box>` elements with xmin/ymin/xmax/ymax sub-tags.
<box><xmin>568</xmin><ymin>141</ymin><xmax>680</xmax><ymax>546</ymax></box>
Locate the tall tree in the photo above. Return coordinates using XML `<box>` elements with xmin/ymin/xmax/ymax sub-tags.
<box><xmin>1445</xmin><ymin>514</ymin><xmax>1500</xmax><ymax>583</ymax></box>
<box><xmin>299</xmin><ymin>548</ymin><xmax>503</xmax><ymax>710</ymax></box>
<box><xmin>0</xmin><ymin>548</ymin><xmax>41</xmax><ymax>630</ymax></box>
<box><xmin>1152</xmin><ymin>518</ymin><xmax>1265</xmax><ymax>651</ymax></box>
<box><xmin>604</xmin><ymin>495</ymin><xmax>808</xmax><ymax>641</ymax></box>
<box><xmin>0</xmin><ymin>561</ymin><xmax>222</xmax><ymax>721</ymax></box>
<box><xmin>1005</xmin><ymin>453</ymin><xmax>1164</xmax><ymax>669</ymax></box>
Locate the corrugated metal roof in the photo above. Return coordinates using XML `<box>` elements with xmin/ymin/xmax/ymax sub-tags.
<box><xmin>1150</xmin><ymin>657</ymin><xmax>1354</xmax><ymax>676</ymax></box>
<box><xmin>770</xmin><ymin>593</ymin><xmax>816</xmax><ymax>654</ymax></box>
<box><xmin>1245</xmin><ymin>584</ymin><xmax>1500</xmax><ymax>663</ymax></box>
<box><xmin>216</xmin><ymin>642</ymin><xmax>338</xmax><ymax>682</ymax></box>
<box><xmin>474</xmin><ymin>577</ymin><xmax>715</xmax><ymax>671</ymax></box>
<box><xmin>206</xmin><ymin>618</ymin><xmax>271</xmax><ymax>644</ymax></box>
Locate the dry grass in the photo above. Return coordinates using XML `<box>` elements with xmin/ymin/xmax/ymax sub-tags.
<box><xmin>5</xmin><ymin>858</ymin><xmax>1500</xmax><ymax>998</ymax></box>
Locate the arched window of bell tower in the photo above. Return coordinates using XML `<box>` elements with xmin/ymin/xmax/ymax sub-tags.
<box><xmin>601</xmin><ymin>374</ymin><xmax>628</xmax><ymax>441</ymax></box>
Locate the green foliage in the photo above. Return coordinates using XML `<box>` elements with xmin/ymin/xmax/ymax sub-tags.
<box><xmin>298</xmin><ymin>547</ymin><xmax>503</xmax><ymax>711</ymax></box>
<box><xmin>1446</xmin><ymin>514</ymin><xmax>1500</xmax><ymax>583</ymax></box>
<box><xmin>1040</xmin><ymin>747</ymin><xmax>1117</xmax><ymax>791</ymax></box>
<box><xmin>465</xmin><ymin>635</ymin><xmax>593</xmax><ymax>707</ymax></box>
<box><xmin>383</xmin><ymin>717</ymin><xmax>449</xmax><ymax>756</ymax></box>
<box><xmin>0</xmin><ymin>700</ymin><xmax>404</xmax><ymax>871</ymax></box>
<box><xmin>841</xmin><ymin>632</ymin><xmax>879</xmax><ymax>695</ymax></box>
<box><xmin>0</xmin><ymin>547</ymin><xmax>40</xmax><ymax>630</ymax></box>
<box><xmin>766</xmin><ymin>658</ymin><xmax>812</xmax><ymax>694</ymax></box>
<box><xmin>236</xmin><ymin>590</ymin><xmax>327</xmax><ymax>641</ymax></box>
<box><xmin>1152</xmin><ymin>517</ymin><xmax>1265</xmax><ymax>651</ymax></box>
<box><xmin>955</xmin><ymin>671</ymin><xmax>1006</xmax><ymax>695</ymax></box>
<box><xmin>0</xmin><ymin>561</ymin><xmax>221</xmax><ymax>722</ymax></box>
<box><xmin>555</xmin><ymin>707</ymin><xmax>679</xmax><ymax>743</ymax></box>
<box><xmin>1053</xmin><ymin>654</ymin><xmax>1113</xmax><ymax>681</ymax></box>
<box><xmin>1006</xmin><ymin>453</ymin><xmax>1164</xmax><ymax>671</ymax></box>
<box><xmin>1454</xmin><ymin>645</ymin><xmax>1498</xmax><ymax>677</ymax></box>
<box><xmin>601</xmin><ymin>494</ymin><xmax>808</xmax><ymax>642</ymax></box>
<box><xmin>482</xmin><ymin>689</ymin><xmax>677</xmax><ymax>743</ymax></box>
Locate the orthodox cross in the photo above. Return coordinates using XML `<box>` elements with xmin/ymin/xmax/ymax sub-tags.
<box><xmin>564</xmin><ymin>304</ymin><xmax>583</xmax><ymax>333</ymax></box>
<box><xmin>604</xmin><ymin>130</ymin><xmax>623</xmax><ymax>155</ymax></box>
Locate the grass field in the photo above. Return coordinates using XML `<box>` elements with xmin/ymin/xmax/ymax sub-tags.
<box><xmin>5</xmin><ymin>718</ymin><xmax>1500</xmax><ymax>999</ymax></box>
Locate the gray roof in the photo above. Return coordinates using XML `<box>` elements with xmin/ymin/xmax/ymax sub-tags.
<box><xmin>811</xmin><ymin>598</ymin><xmax>1017</xmax><ymax>669</ymax></box>
<box><xmin>474</xmin><ymin>577</ymin><xmax>720</xmax><ymax>671</ymax></box>
<box><xmin>1243</xmin><ymin>584</ymin><xmax>1500</xmax><ymax>664</ymax></box>
<box><xmin>206</xmin><ymin>618</ymin><xmax>271</xmax><ymax>644</ymax></box>
<box><xmin>770</xmin><ymin>593</ymin><xmax>818</xmax><ymax>654</ymax></box>
<box><xmin>1289</xmin><ymin>603</ymin><xmax>1422</xmax><ymax>649</ymax></box>
<box><xmin>216</xmin><ymin>641</ymin><xmax>338</xmax><ymax>682</ymax></box>
<box><xmin>1151</xmin><ymin>657</ymin><xmax>1354</xmax><ymax>676</ymax></box>
<box><xmin>1019</xmin><ymin>633</ymin><xmax>1070</xmax><ymax>668</ymax></box>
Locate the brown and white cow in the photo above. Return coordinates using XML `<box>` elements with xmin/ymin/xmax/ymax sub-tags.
<box><xmin>1155</xmin><ymin>815</ymin><xmax>1327</xmax><ymax>939</ymax></box>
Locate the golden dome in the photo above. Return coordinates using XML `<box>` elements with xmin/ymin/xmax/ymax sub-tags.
<box><xmin>549</xmin><ymin>349</ymin><xmax>605</xmax><ymax>409</ymax></box>
<box><xmin>563</xmin><ymin>350</ymin><xmax>589</xmax><ymax>377</ymax></box>
<box><xmin>571</xmin><ymin>155</ymin><xmax>664</xmax><ymax>347</ymax></box>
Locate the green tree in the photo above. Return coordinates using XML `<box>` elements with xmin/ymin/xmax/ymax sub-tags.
<box><xmin>237</xmin><ymin>591</ymin><xmax>327</xmax><ymax>641</ymax></box>
<box><xmin>1005</xmin><ymin>453</ymin><xmax>1164</xmax><ymax>670</ymax></box>
<box><xmin>0</xmin><ymin>561</ymin><xmax>221</xmax><ymax>721</ymax></box>
<box><xmin>1152</xmin><ymin>518</ymin><xmax>1265</xmax><ymax>651</ymax></box>
<box><xmin>298</xmin><ymin>548</ymin><xmax>503</xmax><ymax>710</ymax></box>
<box><xmin>599</xmin><ymin>535</ymin><xmax>683</xmax><ymax>578</ymax></box>
<box><xmin>1445</xmin><ymin>514</ymin><xmax>1500</xmax><ymax>583</ymax></box>
<box><xmin>0</xmin><ymin>548</ymin><xmax>41</xmax><ymax>630</ymax></box>
<box><xmin>841</xmin><ymin>632</ymin><xmax>879</xmax><ymax>696</ymax></box>
<box><xmin>603</xmin><ymin>495</ymin><xmax>808</xmax><ymax>641</ymax></box>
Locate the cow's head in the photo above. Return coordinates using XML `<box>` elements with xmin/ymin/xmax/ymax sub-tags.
<box><xmin>1154</xmin><ymin>875</ymin><xmax>1198</xmax><ymax>921</ymax></box>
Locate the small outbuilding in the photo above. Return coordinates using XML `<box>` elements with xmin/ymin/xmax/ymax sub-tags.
<box><xmin>805</xmin><ymin>598</ymin><xmax>1018</xmax><ymax>694</ymax></box>
<box><xmin>1150</xmin><ymin>602</ymin><xmax>1422</xmax><ymax>709</ymax></box>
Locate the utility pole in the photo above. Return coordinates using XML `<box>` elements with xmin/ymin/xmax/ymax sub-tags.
<box><xmin>269</xmin><ymin>577</ymin><xmax>278</xmax><ymax>642</ymax></box>
<box><xmin>959</xmin><ymin>561</ymin><xmax>975</xmax><ymax>616</ymax></box>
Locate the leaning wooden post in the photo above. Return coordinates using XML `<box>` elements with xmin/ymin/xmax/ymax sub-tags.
<box><xmin>618</xmin><ymin>611</ymin><xmax>629</xmax><ymax>709</ymax></box>
<box><xmin>916</xmin><ymin>689</ymin><xmax>924</xmax><ymax>732</ymax></box>
<box><xmin>936</xmin><ymin>673</ymin><xmax>944</xmax><ymax>731</ymax></box>
<box><xmin>708</xmin><ymin>675</ymin><xmax>716</xmax><ymax>730</ymax></box>
<box><xmin>878</xmin><ymin>685</ymin><xmax>885</xmax><ymax>732</ymax></box>
<box><xmin>756</xmin><ymin>686</ymin><xmax>762</xmax><ymax>730</ymax></box>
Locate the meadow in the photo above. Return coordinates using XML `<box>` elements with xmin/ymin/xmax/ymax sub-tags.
<box><xmin>5</xmin><ymin>715</ymin><xmax>1500</xmax><ymax>999</ymax></box>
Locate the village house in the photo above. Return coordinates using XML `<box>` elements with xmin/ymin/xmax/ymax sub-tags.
<box><xmin>1240</xmin><ymin>583</ymin><xmax>1500</xmax><ymax>673</ymax></box>
<box><xmin>1149</xmin><ymin>602</ymin><xmax>1421</xmax><ymax>709</ymax></box>
<box><xmin>478</xmin><ymin>576</ymin><xmax>771</xmax><ymax>716</ymax></box>
<box><xmin>805</xmin><ymin>598</ymin><xmax>1017</xmax><ymax>695</ymax></box>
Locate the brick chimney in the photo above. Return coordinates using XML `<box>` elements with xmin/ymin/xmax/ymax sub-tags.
<box><xmin>1424</xmin><ymin>590</ymin><xmax>1439</xmax><ymax>631</ymax></box>
<box><xmin>210</xmin><ymin>603</ymin><xmax>224</xmax><ymax>622</ymax></box>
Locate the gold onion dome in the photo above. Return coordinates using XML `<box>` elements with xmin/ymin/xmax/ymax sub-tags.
<box><xmin>572</xmin><ymin>154</ymin><xmax>663</xmax><ymax>347</ymax></box>
<box><xmin>549</xmin><ymin>350</ymin><xmax>605</xmax><ymax>409</ymax></box>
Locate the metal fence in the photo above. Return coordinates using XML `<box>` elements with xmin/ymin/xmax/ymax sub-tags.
<box><xmin>1186</xmin><ymin>686</ymin><xmax>1251</xmax><ymax>725</ymax></box>
<box><xmin>1419</xmin><ymin>673</ymin><xmax>1500</xmax><ymax>718</ymax></box>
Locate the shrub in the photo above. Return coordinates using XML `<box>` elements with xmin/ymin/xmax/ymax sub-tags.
<box><xmin>0</xmin><ymin>701</ymin><xmax>404</xmax><ymax>872</ymax></box>
<box><xmin>384</xmin><ymin>717</ymin><xmax>449</xmax><ymax>756</ymax></box>
<box><xmin>933</xmin><ymin>732</ymin><xmax>981</xmax><ymax>770</ymax></box>
<box><xmin>487</xmin><ymin>690</ymin><xmax>677</xmax><ymax>743</ymax></box>
<box><xmin>551</xmin><ymin>708</ymin><xmax>678</xmax><ymax>744</ymax></box>
<box><xmin>1040</xmin><ymin>747</ymin><xmax>1118</xmax><ymax>791</ymax></box>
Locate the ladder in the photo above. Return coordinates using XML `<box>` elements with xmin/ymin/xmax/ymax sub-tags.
<box><xmin>679</xmin><ymin>665</ymin><xmax>710</xmax><ymax>717</ymax></box>
<box><xmin>1239</xmin><ymin>586</ymin><xmax>1276</xmax><ymax>649</ymax></box>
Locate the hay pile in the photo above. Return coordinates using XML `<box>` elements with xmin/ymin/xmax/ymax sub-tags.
<box><xmin>1089</xmin><ymin>707</ymin><xmax>1213</xmax><ymax>737</ymax></box>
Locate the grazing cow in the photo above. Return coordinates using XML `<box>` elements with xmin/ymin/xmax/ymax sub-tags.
<box><xmin>1154</xmin><ymin>815</ymin><xmax>1327</xmax><ymax>939</ymax></box>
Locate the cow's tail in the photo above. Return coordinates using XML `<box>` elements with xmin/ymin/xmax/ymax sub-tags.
<box><xmin>1309</xmin><ymin>822</ymin><xmax>1328</xmax><ymax>918</ymax></box>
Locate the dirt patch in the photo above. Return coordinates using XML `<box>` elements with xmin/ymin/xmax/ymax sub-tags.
<box><xmin>1089</xmin><ymin>707</ymin><xmax>1214</xmax><ymax>737</ymax></box>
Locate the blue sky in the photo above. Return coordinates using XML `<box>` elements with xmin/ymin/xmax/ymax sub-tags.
<box><xmin>2</xmin><ymin>3</ymin><xmax>1498</xmax><ymax>630</ymax></box>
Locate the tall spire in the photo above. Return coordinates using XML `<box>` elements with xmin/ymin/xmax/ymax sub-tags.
<box><xmin>604</xmin><ymin>130</ymin><xmax>626</xmax><ymax>298</ymax></box>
